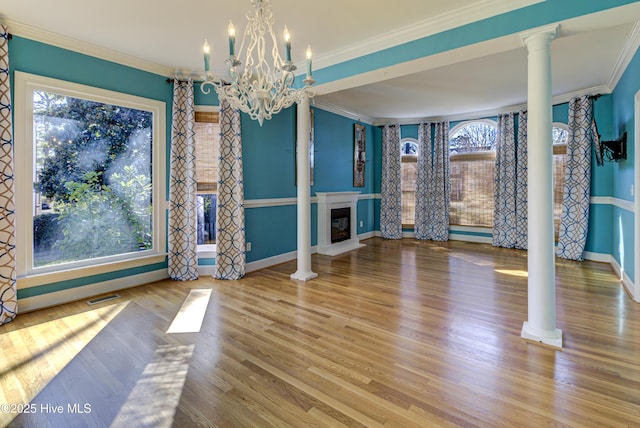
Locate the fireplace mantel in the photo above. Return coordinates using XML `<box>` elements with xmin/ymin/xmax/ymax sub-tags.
<box><xmin>316</xmin><ymin>192</ymin><xmax>365</xmax><ymax>256</ymax></box>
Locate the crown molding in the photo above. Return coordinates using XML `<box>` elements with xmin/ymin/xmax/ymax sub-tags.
<box><xmin>372</xmin><ymin>84</ymin><xmax>612</xmax><ymax>126</ymax></box>
<box><xmin>608</xmin><ymin>20</ymin><xmax>640</xmax><ymax>91</ymax></box>
<box><xmin>6</xmin><ymin>19</ymin><xmax>173</xmax><ymax>77</ymax></box>
<box><xmin>311</xmin><ymin>99</ymin><xmax>376</xmax><ymax>125</ymax></box>
<box><xmin>313</xmin><ymin>0</ymin><xmax>543</xmax><ymax>70</ymax></box>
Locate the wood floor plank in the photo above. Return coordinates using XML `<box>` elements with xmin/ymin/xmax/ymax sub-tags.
<box><xmin>2</xmin><ymin>237</ymin><xmax>639</xmax><ymax>427</ymax></box>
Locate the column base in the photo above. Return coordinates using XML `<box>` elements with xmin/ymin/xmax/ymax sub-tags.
<box><xmin>290</xmin><ymin>271</ymin><xmax>318</xmax><ymax>282</ymax></box>
<box><xmin>521</xmin><ymin>321</ymin><xmax>563</xmax><ymax>349</ymax></box>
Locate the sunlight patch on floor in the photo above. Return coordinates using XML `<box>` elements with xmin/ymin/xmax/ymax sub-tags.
<box><xmin>495</xmin><ymin>269</ymin><xmax>528</xmax><ymax>278</ymax></box>
<box><xmin>0</xmin><ymin>301</ymin><xmax>130</xmax><ymax>427</ymax></box>
<box><xmin>166</xmin><ymin>289</ymin><xmax>212</xmax><ymax>334</ymax></box>
<box><xmin>110</xmin><ymin>344</ymin><xmax>194</xmax><ymax>428</ymax></box>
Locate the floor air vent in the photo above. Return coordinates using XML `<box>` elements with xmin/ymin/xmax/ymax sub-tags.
<box><xmin>87</xmin><ymin>294</ymin><xmax>121</xmax><ymax>305</ymax></box>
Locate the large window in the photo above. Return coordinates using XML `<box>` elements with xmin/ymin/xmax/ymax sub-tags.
<box><xmin>15</xmin><ymin>72</ymin><xmax>166</xmax><ymax>277</ymax></box>
<box><xmin>195</xmin><ymin>110</ymin><xmax>219</xmax><ymax>246</ymax></box>
<box><xmin>449</xmin><ymin>120</ymin><xmax>497</xmax><ymax>227</ymax></box>
<box><xmin>401</xmin><ymin>139</ymin><xmax>418</xmax><ymax>226</ymax></box>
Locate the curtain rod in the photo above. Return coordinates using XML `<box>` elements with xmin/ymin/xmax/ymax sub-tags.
<box><xmin>167</xmin><ymin>77</ymin><xmax>231</xmax><ymax>86</ymax></box>
<box><xmin>166</xmin><ymin>78</ymin><xmax>207</xmax><ymax>84</ymax></box>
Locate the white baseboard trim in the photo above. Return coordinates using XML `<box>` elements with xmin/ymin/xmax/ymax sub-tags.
<box><xmin>245</xmin><ymin>232</ymin><xmax>374</xmax><ymax>274</ymax></box>
<box><xmin>18</xmin><ymin>269</ymin><xmax>169</xmax><ymax>313</ymax></box>
<box><xmin>358</xmin><ymin>231</ymin><xmax>376</xmax><ymax>240</ymax></box>
<box><xmin>583</xmin><ymin>251</ymin><xmax>638</xmax><ymax>302</ymax></box>
<box><xmin>198</xmin><ymin>265</ymin><xmax>216</xmax><ymax>276</ymax></box>
<box><xmin>582</xmin><ymin>251</ymin><xmax>611</xmax><ymax>263</ymax></box>
<box><xmin>246</xmin><ymin>246</ymin><xmax>319</xmax><ymax>273</ymax></box>
<box><xmin>606</xmin><ymin>254</ymin><xmax>638</xmax><ymax>302</ymax></box>
<box><xmin>449</xmin><ymin>233</ymin><xmax>493</xmax><ymax>244</ymax></box>
<box><xmin>621</xmin><ymin>271</ymin><xmax>637</xmax><ymax>302</ymax></box>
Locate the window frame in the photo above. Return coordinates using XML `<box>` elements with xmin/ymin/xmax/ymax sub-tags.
<box><xmin>552</xmin><ymin>122</ymin><xmax>568</xmax><ymax>239</ymax></box>
<box><xmin>448</xmin><ymin>119</ymin><xmax>498</xmax><ymax>228</ymax></box>
<box><xmin>14</xmin><ymin>71</ymin><xmax>167</xmax><ymax>283</ymax></box>
<box><xmin>194</xmin><ymin>105</ymin><xmax>220</xmax><ymax>257</ymax></box>
<box><xmin>400</xmin><ymin>137</ymin><xmax>418</xmax><ymax>228</ymax></box>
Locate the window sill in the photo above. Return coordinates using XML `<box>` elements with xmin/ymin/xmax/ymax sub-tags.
<box><xmin>18</xmin><ymin>253</ymin><xmax>168</xmax><ymax>289</ymax></box>
<box><xmin>197</xmin><ymin>244</ymin><xmax>217</xmax><ymax>259</ymax></box>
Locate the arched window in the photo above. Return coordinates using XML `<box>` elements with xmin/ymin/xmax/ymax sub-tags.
<box><xmin>400</xmin><ymin>138</ymin><xmax>418</xmax><ymax>226</ymax></box>
<box><xmin>553</xmin><ymin>123</ymin><xmax>568</xmax><ymax>238</ymax></box>
<box><xmin>449</xmin><ymin>120</ymin><xmax>497</xmax><ymax>227</ymax></box>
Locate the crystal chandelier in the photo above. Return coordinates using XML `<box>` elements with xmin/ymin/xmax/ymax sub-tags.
<box><xmin>200</xmin><ymin>0</ymin><xmax>315</xmax><ymax>126</ymax></box>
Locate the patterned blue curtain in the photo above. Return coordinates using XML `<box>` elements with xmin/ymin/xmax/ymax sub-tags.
<box><xmin>515</xmin><ymin>110</ymin><xmax>528</xmax><ymax>250</ymax></box>
<box><xmin>414</xmin><ymin>122</ymin><xmax>431</xmax><ymax>239</ymax></box>
<box><xmin>431</xmin><ymin>122</ymin><xmax>451</xmax><ymax>241</ymax></box>
<box><xmin>493</xmin><ymin>113</ymin><xmax>517</xmax><ymax>247</ymax></box>
<box><xmin>380</xmin><ymin>124</ymin><xmax>402</xmax><ymax>239</ymax></box>
<box><xmin>214</xmin><ymin>100</ymin><xmax>245</xmax><ymax>280</ymax></box>
<box><xmin>415</xmin><ymin>122</ymin><xmax>450</xmax><ymax>241</ymax></box>
<box><xmin>168</xmin><ymin>80</ymin><xmax>199</xmax><ymax>280</ymax></box>
<box><xmin>557</xmin><ymin>96</ymin><xmax>593</xmax><ymax>260</ymax></box>
<box><xmin>0</xmin><ymin>26</ymin><xmax>17</xmax><ymax>325</ymax></box>
<box><xmin>492</xmin><ymin>112</ymin><xmax>529</xmax><ymax>249</ymax></box>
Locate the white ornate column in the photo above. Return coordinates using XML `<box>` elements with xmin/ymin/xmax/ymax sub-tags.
<box><xmin>520</xmin><ymin>25</ymin><xmax>562</xmax><ymax>348</ymax></box>
<box><xmin>291</xmin><ymin>95</ymin><xmax>318</xmax><ymax>281</ymax></box>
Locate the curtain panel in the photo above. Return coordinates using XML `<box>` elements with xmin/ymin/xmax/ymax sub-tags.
<box><xmin>0</xmin><ymin>26</ymin><xmax>17</xmax><ymax>325</ymax></box>
<box><xmin>214</xmin><ymin>100</ymin><xmax>245</xmax><ymax>280</ymax></box>
<box><xmin>380</xmin><ymin>124</ymin><xmax>403</xmax><ymax>239</ymax></box>
<box><xmin>415</xmin><ymin>122</ymin><xmax>450</xmax><ymax>241</ymax></box>
<box><xmin>168</xmin><ymin>79</ymin><xmax>199</xmax><ymax>280</ymax></box>
<box><xmin>557</xmin><ymin>96</ymin><xmax>593</xmax><ymax>261</ymax></box>
<box><xmin>492</xmin><ymin>112</ymin><xmax>528</xmax><ymax>249</ymax></box>
<box><xmin>492</xmin><ymin>113</ymin><xmax>517</xmax><ymax>247</ymax></box>
<box><xmin>515</xmin><ymin>111</ymin><xmax>528</xmax><ymax>250</ymax></box>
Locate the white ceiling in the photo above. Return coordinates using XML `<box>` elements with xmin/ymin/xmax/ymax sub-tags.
<box><xmin>2</xmin><ymin>0</ymin><xmax>640</xmax><ymax>123</ymax></box>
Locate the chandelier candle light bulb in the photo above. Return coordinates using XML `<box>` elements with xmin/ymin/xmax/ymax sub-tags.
<box><xmin>284</xmin><ymin>26</ymin><xmax>292</xmax><ymax>62</ymax></box>
<box><xmin>306</xmin><ymin>45</ymin><xmax>312</xmax><ymax>80</ymax></box>
<box><xmin>228</xmin><ymin>21</ymin><xmax>236</xmax><ymax>56</ymax></box>
<box><xmin>203</xmin><ymin>39</ymin><xmax>211</xmax><ymax>73</ymax></box>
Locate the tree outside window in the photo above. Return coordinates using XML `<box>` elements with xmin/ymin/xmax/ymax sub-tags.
<box><xmin>32</xmin><ymin>91</ymin><xmax>153</xmax><ymax>267</ymax></box>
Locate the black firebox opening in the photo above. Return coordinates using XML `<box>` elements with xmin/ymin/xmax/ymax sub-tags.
<box><xmin>331</xmin><ymin>207</ymin><xmax>351</xmax><ymax>243</ymax></box>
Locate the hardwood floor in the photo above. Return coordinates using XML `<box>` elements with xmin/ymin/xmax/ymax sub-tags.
<box><xmin>1</xmin><ymin>237</ymin><xmax>638</xmax><ymax>427</ymax></box>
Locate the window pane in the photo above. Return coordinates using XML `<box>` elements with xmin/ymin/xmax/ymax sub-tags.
<box><xmin>197</xmin><ymin>194</ymin><xmax>216</xmax><ymax>245</ymax></box>
<box><xmin>33</xmin><ymin>90</ymin><xmax>153</xmax><ymax>267</ymax></box>
<box><xmin>552</xmin><ymin>124</ymin><xmax>568</xmax><ymax>239</ymax></box>
<box><xmin>195</xmin><ymin>118</ymin><xmax>220</xmax><ymax>191</ymax></box>
<box><xmin>450</xmin><ymin>152</ymin><xmax>495</xmax><ymax>227</ymax></box>
<box><xmin>553</xmin><ymin>150</ymin><xmax>566</xmax><ymax>238</ymax></box>
<box><xmin>401</xmin><ymin>158</ymin><xmax>417</xmax><ymax>226</ymax></box>
<box><xmin>195</xmin><ymin>113</ymin><xmax>218</xmax><ymax>245</ymax></box>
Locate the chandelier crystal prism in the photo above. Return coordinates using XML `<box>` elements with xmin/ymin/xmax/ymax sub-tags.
<box><xmin>200</xmin><ymin>0</ymin><xmax>315</xmax><ymax>126</ymax></box>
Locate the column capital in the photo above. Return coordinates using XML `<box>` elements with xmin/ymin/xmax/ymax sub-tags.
<box><xmin>520</xmin><ymin>24</ymin><xmax>559</xmax><ymax>48</ymax></box>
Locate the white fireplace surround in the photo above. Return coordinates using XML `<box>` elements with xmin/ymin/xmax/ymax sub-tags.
<box><xmin>316</xmin><ymin>192</ymin><xmax>365</xmax><ymax>256</ymax></box>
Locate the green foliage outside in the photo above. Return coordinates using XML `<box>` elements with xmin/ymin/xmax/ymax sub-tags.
<box><xmin>33</xmin><ymin>91</ymin><xmax>153</xmax><ymax>267</ymax></box>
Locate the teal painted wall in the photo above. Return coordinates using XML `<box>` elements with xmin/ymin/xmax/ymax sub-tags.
<box><xmin>610</xmin><ymin>44</ymin><xmax>640</xmax><ymax>282</ymax></box>
<box><xmin>240</xmin><ymin>106</ymin><xmax>377</xmax><ymax>262</ymax></box>
<box><xmin>243</xmin><ymin>106</ymin><xmax>298</xmax><ymax>200</ymax></box>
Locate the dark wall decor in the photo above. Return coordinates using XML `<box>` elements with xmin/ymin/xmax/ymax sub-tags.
<box><xmin>353</xmin><ymin>123</ymin><xmax>366</xmax><ymax>187</ymax></box>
